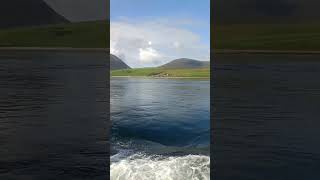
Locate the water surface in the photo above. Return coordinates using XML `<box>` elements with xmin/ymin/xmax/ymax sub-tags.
<box><xmin>111</xmin><ymin>77</ymin><xmax>210</xmax><ymax>180</ymax></box>
<box><xmin>213</xmin><ymin>54</ymin><xmax>320</xmax><ymax>180</ymax></box>
<box><xmin>0</xmin><ymin>51</ymin><xmax>108</xmax><ymax>180</ymax></box>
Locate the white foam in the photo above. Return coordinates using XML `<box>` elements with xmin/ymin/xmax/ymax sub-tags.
<box><xmin>111</xmin><ymin>154</ymin><xmax>210</xmax><ymax>180</ymax></box>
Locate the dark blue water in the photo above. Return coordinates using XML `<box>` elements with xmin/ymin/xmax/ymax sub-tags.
<box><xmin>213</xmin><ymin>54</ymin><xmax>320</xmax><ymax>180</ymax></box>
<box><xmin>110</xmin><ymin>77</ymin><xmax>210</xmax><ymax>179</ymax></box>
<box><xmin>0</xmin><ymin>51</ymin><xmax>108</xmax><ymax>180</ymax></box>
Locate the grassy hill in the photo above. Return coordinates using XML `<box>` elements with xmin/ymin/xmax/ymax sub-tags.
<box><xmin>111</xmin><ymin>68</ymin><xmax>210</xmax><ymax>78</ymax></box>
<box><xmin>111</xmin><ymin>58</ymin><xmax>210</xmax><ymax>78</ymax></box>
<box><xmin>214</xmin><ymin>23</ymin><xmax>320</xmax><ymax>51</ymax></box>
<box><xmin>160</xmin><ymin>58</ymin><xmax>210</xmax><ymax>69</ymax></box>
<box><xmin>0</xmin><ymin>21</ymin><xmax>108</xmax><ymax>48</ymax></box>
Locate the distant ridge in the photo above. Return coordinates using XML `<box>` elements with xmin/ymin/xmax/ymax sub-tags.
<box><xmin>110</xmin><ymin>54</ymin><xmax>131</xmax><ymax>70</ymax></box>
<box><xmin>160</xmin><ymin>58</ymin><xmax>210</xmax><ymax>69</ymax></box>
<box><xmin>0</xmin><ymin>0</ymin><xmax>68</xmax><ymax>29</ymax></box>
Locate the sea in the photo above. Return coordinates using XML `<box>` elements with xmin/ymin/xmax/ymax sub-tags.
<box><xmin>0</xmin><ymin>51</ymin><xmax>108</xmax><ymax>180</ymax></box>
<box><xmin>213</xmin><ymin>54</ymin><xmax>320</xmax><ymax>180</ymax></box>
<box><xmin>110</xmin><ymin>77</ymin><xmax>210</xmax><ymax>180</ymax></box>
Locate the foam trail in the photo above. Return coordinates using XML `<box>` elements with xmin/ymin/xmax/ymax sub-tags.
<box><xmin>111</xmin><ymin>154</ymin><xmax>210</xmax><ymax>180</ymax></box>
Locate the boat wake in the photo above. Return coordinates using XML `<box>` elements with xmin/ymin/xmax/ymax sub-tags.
<box><xmin>111</xmin><ymin>151</ymin><xmax>210</xmax><ymax>180</ymax></box>
<box><xmin>110</xmin><ymin>125</ymin><xmax>210</xmax><ymax>179</ymax></box>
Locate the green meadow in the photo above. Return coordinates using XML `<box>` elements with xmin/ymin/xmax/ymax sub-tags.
<box><xmin>215</xmin><ymin>23</ymin><xmax>320</xmax><ymax>51</ymax></box>
<box><xmin>111</xmin><ymin>68</ymin><xmax>210</xmax><ymax>78</ymax></box>
<box><xmin>0</xmin><ymin>21</ymin><xmax>108</xmax><ymax>48</ymax></box>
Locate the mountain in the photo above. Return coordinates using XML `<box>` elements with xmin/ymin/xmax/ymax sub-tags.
<box><xmin>44</xmin><ymin>0</ymin><xmax>108</xmax><ymax>22</ymax></box>
<box><xmin>160</xmin><ymin>58</ymin><xmax>210</xmax><ymax>69</ymax></box>
<box><xmin>110</xmin><ymin>54</ymin><xmax>131</xmax><ymax>70</ymax></box>
<box><xmin>0</xmin><ymin>0</ymin><xmax>68</xmax><ymax>29</ymax></box>
<box><xmin>214</xmin><ymin>0</ymin><xmax>320</xmax><ymax>24</ymax></box>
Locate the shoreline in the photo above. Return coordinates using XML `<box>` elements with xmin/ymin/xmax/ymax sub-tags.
<box><xmin>214</xmin><ymin>49</ymin><xmax>320</xmax><ymax>55</ymax></box>
<box><xmin>0</xmin><ymin>47</ymin><xmax>108</xmax><ymax>52</ymax></box>
<box><xmin>111</xmin><ymin>76</ymin><xmax>210</xmax><ymax>79</ymax></box>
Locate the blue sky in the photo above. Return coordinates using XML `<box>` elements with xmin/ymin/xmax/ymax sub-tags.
<box><xmin>110</xmin><ymin>0</ymin><xmax>210</xmax><ymax>67</ymax></box>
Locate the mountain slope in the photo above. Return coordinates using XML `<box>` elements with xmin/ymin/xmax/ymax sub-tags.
<box><xmin>0</xmin><ymin>0</ymin><xmax>68</xmax><ymax>29</ymax></box>
<box><xmin>214</xmin><ymin>0</ymin><xmax>320</xmax><ymax>24</ymax></box>
<box><xmin>44</xmin><ymin>0</ymin><xmax>108</xmax><ymax>22</ymax></box>
<box><xmin>110</xmin><ymin>54</ymin><xmax>131</xmax><ymax>70</ymax></box>
<box><xmin>160</xmin><ymin>58</ymin><xmax>210</xmax><ymax>69</ymax></box>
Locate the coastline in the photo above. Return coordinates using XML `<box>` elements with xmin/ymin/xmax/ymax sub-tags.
<box><xmin>111</xmin><ymin>76</ymin><xmax>210</xmax><ymax>79</ymax></box>
<box><xmin>0</xmin><ymin>47</ymin><xmax>108</xmax><ymax>52</ymax></box>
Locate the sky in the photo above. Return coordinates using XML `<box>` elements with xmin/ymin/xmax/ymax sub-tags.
<box><xmin>110</xmin><ymin>0</ymin><xmax>210</xmax><ymax>68</ymax></box>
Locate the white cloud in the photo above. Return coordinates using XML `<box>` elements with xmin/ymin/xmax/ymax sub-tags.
<box><xmin>111</xmin><ymin>18</ymin><xmax>209</xmax><ymax>68</ymax></box>
<box><xmin>173</xmin><ymin>41</ymin><xmax>181</xmax><ymax>48</ymax></box>
<box><xmin>139</xmin><ymin>47</ymin><xmax>162</xmax><ymax>64</ymax></box>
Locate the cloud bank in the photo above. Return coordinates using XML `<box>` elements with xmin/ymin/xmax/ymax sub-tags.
<box><xmin>111</xmin><ymin>18</ymin><xmax>209</xmax><ymax>68</ymax></box>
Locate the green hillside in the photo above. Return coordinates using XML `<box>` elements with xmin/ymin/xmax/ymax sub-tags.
<box><xmin>215</xmin><ymin>23</ymin><xmax>320</xmax><ymax>51</ymax></box>
<box><xmin>111</xmin><ymin>68</ymin><xmax>210</xmax><ymax>78</ymax></box>
<box><xmin>0</xmin><ymin>21</ymin><xmax>108</xmax><ymax>48</ymax></box>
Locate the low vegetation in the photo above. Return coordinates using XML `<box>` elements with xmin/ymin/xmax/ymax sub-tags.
<box><xmin>0</xmin><ymin>21</ymin><xmax>108</xmax><ymax>48</ymax></box>
<box><xmin>111</xmin><ymin>68</ymin><xmax>210</xmax><ymax>78</ymax></box>
<box><xmin>215</xmin><ymin>23</ymin><xmax>320</xmax><ymax>51</ymax></box>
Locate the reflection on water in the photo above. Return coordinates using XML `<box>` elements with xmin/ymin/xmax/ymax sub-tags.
<box><xmin>213</xmin><ymin>54</ymin><xmax>320</xmax><ymax>180</ymax></box>
<box><xmin>111</xmin><ymin>77</ymin><xmax>210</xmax><ymax>180</ymax></box>
<box><xmin>0</xmin><ymin>51</ymin><xmax>108</xmax><ymax>180</ymax></box>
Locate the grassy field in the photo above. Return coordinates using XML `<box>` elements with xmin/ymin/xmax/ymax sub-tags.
<box><xmin>215</xmin><ymin>23</ymin><xmax>320</xmax><ymax>51</ymax></box>
<box><xmin>111</xmin><ymin>68</ymin><xmax>210</xmax><ymax>78</ymax></box>
<box><xmin>0</xmin><ymin>21</ymin><xmax>108</xmax><ymax>48</ymax></box>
